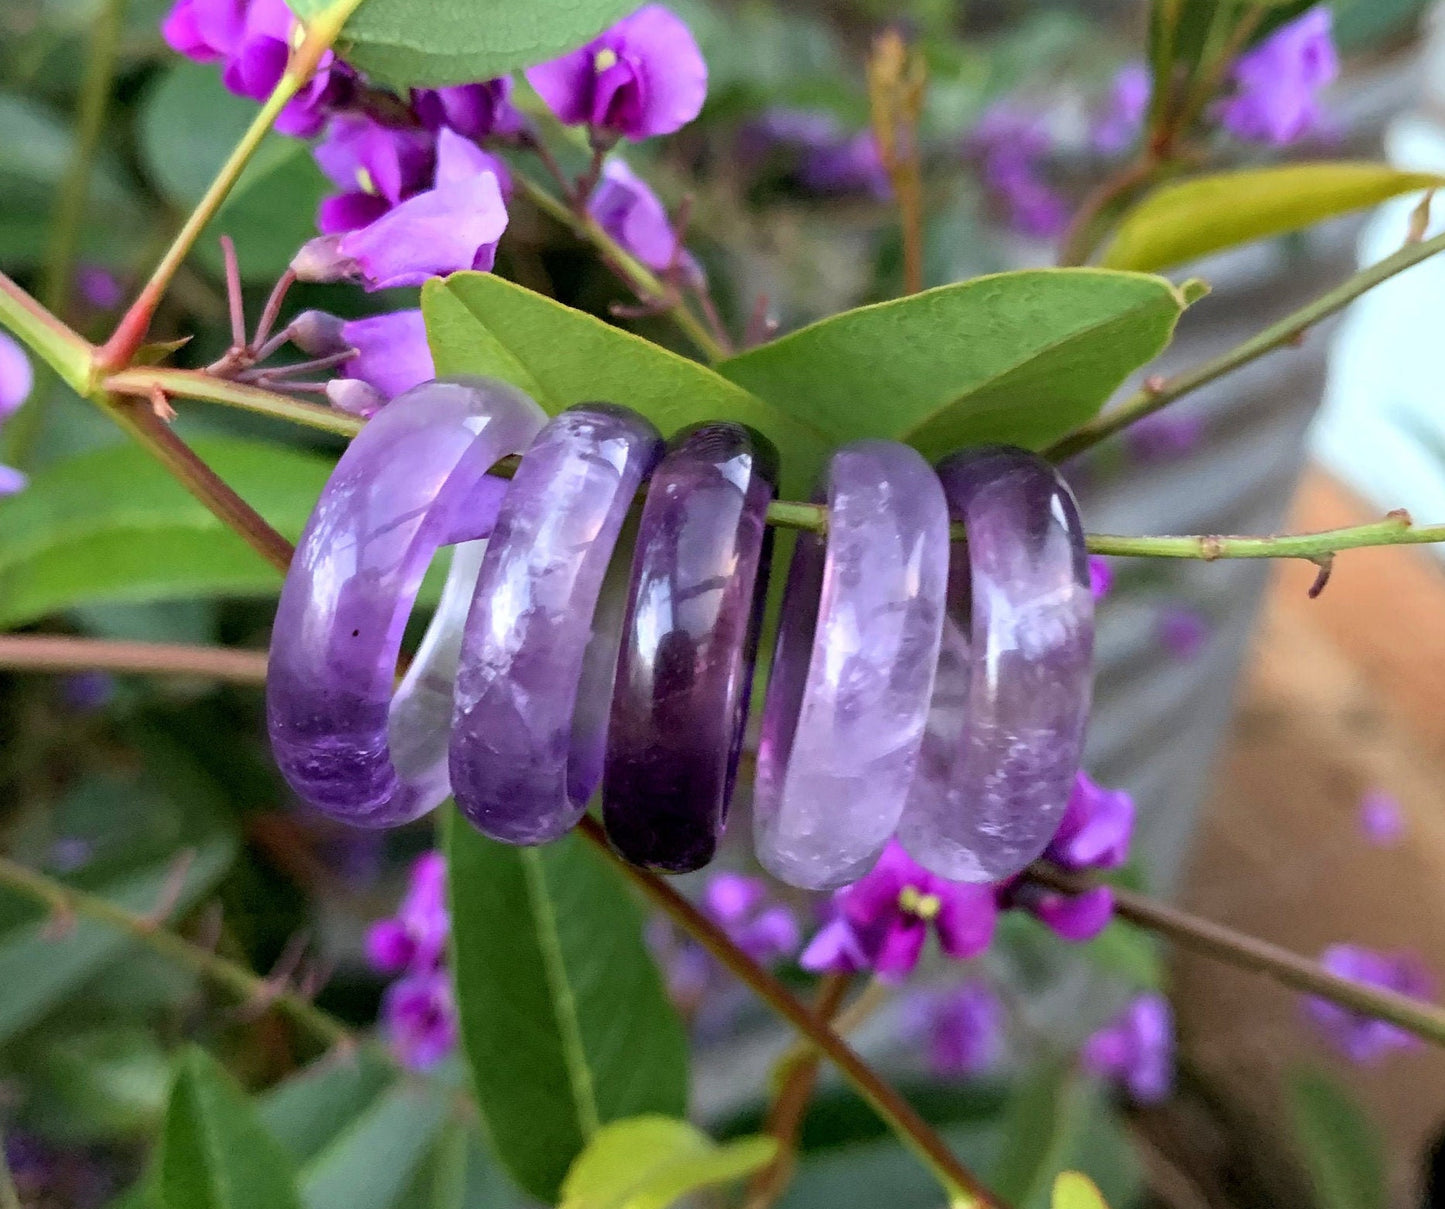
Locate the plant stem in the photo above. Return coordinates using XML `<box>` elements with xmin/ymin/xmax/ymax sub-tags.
<box><xmin>513</xmin><ymin>173</ymin><xmax>727</xmax><ymax>363</ymax></box>
<box><xmin>867</xmin><ymin>31</ymin><xmax>927</xmax><ymax>295</ymax></box>
<box><xmin>1047</xmin><ymin>224</ymin><xmax>1445</xmax><ymax>461</ymax></box>
<box><xmin>577</xmin><ymin>817</ymin><xmax>1002</xmax><ymax>1209</ymax></box>
<box><xmin>1028</xmin><ymin>864</ymin><xmax>1445</xmax><ymax>1049</ymax></box>
<box><xmin>0</xmin><ymin>270</ymin><xmax>94</xmax><ymax>394</ymax></box>
<box><xmin>1086</xmin><ymin>514</ymin><xmax>1445</xmax><ymax>561</ymax></box>
<box><xmin>107</xmin><ymin>366</ymin><xmax>364</xmax><ymax>437</ymax></box>
<box><xmin>0</xmin><ymin>852</ymin><xmax>351</xmax><ymax>1050</ymax></box>
<box><xmin>0</xmin><ymin>635</ymin><xmax>266</xmax><ymax>682</ymax></box>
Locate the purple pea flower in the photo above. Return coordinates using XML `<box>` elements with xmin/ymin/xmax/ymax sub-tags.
<box><xmin>161</xmin><ymin>0</ymin><xmax>244</xmax><ymax>63</ymax></box>
<box><xmin>1358</xmin><ymin>790</ymin><xmax>1405</xmax><ymax>848</ymax></box>
<box><xmin>381</xmin><ymin>967</ymin><xmax>458</xmax><ymax>1069</ymax></box>
<box><xmin>413</xmin><ymin>79</ymin><xmax>523</xmax><ymax>141</ymax></box>
<box><xmin>1093</xmin><ymin>63</ymin><xmax>1150</xmax><ymax>155</ymax></box>
<box><xmin>365</xmin><ymin>850</ymin><xmax>449</xmax><ymax>974</ymax></box>
<box><xmin>527</xmin><ymin>4</ymin><xmax>707</xmax><ymax>141</ymax></box>
<box><xmin>339</xmin><ymin>310</ymin><xmax>435</xmax><ymax>402</ymax></box>
<box><xmin>1088</xmin><ymin>556</ymin><xmax>1113</xmax><ymax>602</ymax></box>
<box><xmin>0</xmin><ymin>331</ymin><xmax>34</xmax><ymax>420</ymax></box>
<box><xmin>314</xmin><ymin>115</ymin><xmax>435</xmax><ymax>235</ymax></box>
<box><xmin>801</xmin><ymin>131</ymin><xmax>891</xmax><ymax>199</ymax></box>
<box><xmin>702</xmin><ymin>872</ymin><xmax>800</xmax><ymax>966</ymax></box>
<box><xmin>1124</xmin><ymin>411</ymin><xmax>1206</xmax><ymax>464</ymax></box>
<box><xmin>1082</xmin><ymin>992</ymin><xmax>1174</xmax><ymax>1103</ymax></box>
<box><xmin>587</xmin><ymin>158</ymin><xmax>695</xmax><ymax>277</ymax></box>
<box><xmin>1219</xmin><ymin>6</ymin><xmax>1338</xmax><ymax>145</ymax></box>
<box><xmin>968</xmin><ymin>105</ymin><xmax>1070</xmax><ymax>239</ymax></box>
<box><xmin>1305</xmin><ymin>945</ymin><xmax>1434</xmax><ymax>1063</ymax></box>
<box><xmin>1157</xmin><ymin>606</ymin><xmax>1209</xmax><ymax>660</ymax></box>
<box><xmin>909</xmin><ymin>980</ymin><xmax>1005</xmax><ymax>1077</ymax></box>
<box><xmin>800</xmin><ymin>840</ymin><xmax>997</xmax><ymax>984</ymax></box>
<box><xmin>218</xmin><ymin>0</ymin><xmax>293</xmax><ymax>103</ymax></box>
<box><xmin>75</xmin><ymin>265</ymin><xmax>124</xmax><ymax>310</ymax></box>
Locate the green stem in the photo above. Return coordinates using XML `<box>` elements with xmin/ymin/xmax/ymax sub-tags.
<box><xmin>107</xmin><ymin>366</ymin><xmax>364</xmax><ymax>437</ymax></box>
<box><xmin>1047</xmin><ymin>224</ymin><xmax>1445</xmax><ymax>461</ymax></box>
<box><xmin>0</xmin><ymin>270</ymin><xmax>93</xmax><ymax>393</ymax></box>
<box><xmin>0</xmin><ymin>852</ymin><xmax>351</xmax><ymax>1050</ymax></box>
<box><xmin>514</xmin><ymin>174</ymin><xmax>727</xmax><ymax>363</ymax></box>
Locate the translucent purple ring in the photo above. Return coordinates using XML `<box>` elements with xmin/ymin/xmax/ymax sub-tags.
<box><xmin>897</xmin><ymin>445</ymin><xmax>1094</xmax><ymax>882</ymax></box>
<box><xmin>603</xmin><ymin>422</ymin><xmax>780</xmax><ymax>873</ymax></box>
<box><xmin>450</xmin><ymin>404</ymin><xmax>664</xmax><ymax>844</ymax></box>
<box><xmin>267</xmin><ymin>376</ymin><xmax>547</xmax><ymax>827</ymax></box>
<box><xmin>753</xmin><ymin>440</ymin><xmax>950</xmax><ymax>890</ymax></box>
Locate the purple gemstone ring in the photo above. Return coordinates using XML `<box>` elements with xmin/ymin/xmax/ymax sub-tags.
<box><xmin>753</xmin><ymin>440</ymin><xmax>950</xmax><ymax>890</ymax></box>
<box><xmin>267</xmin><ymin>376</ymin><xmax>547</xmax><ymax>827</ymax></box>
<box><xmin>897</xmin><ymin>446</ymin><xmax>1094</xmax><ymax>882</ymax></box>
<box><xmin>450</xmin><ymin>404</ymin><xmax>664</xmax><ymax>844</ymax></box>
<box><xmin>603</xmin><ymin>422</ymin><xmax>779</xmax><ymax>873</ymax></box>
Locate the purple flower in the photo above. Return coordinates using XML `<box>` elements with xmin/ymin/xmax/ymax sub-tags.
<box><xmin>314</xmin><ymin>115</ymin><xmax>435</xmax><ymax>235</ymax></box>
<box><xmin>1124</xmin><ymin>411</ymin><xmax>1206</xmax><ymax>463</ymax></box>
<box><xmin>1</xmin><ymin>330</ymin><xmax>34</xmax><ymax>421</ymax></box>
<box><xmin>381</xmin><ymin>967</ymin><xmax>457</xmax><ymax>1069</ymax></box>
<box><xmin>1025</xmin><ymin>884</ymin><xmax>1117</xmax><ymax>942</ymax></box>
<box><xmin>526</xmin><ymin>5</ymin><xmax>707</xmax><ymax>141</ymax></box>
<box><xmin>336</xmin><ymin>128</ymin><xmax>508</xmax><ymax>288</ymax></box>
<box><xmin>968</xmin><ymin>105</ymin><xmax>1069</xmax><ymax>239</ymax></box>
<box><xmin>1093</xmin><ymin>63</ymin><xmax>1150</xmax><ymax>155</ymax></box>
<box><xmin>161</xmin><ymin>0</ymin><xmax>244</xmax><ymax>63</ymax></box>
<box><xmin>910</xmin><ymin>980</ymin><xmax>1005</xmax><ymax>1077</ymax></box>
<box><xmin>1082</xmin><ymin>993</ymin><xmax>1174</xmax><ymax>1103</ymax></box>
<box><xmin>335</xmin><ymin>308</ymin><xmax>435</xmax><ymax>403</ymax></box>
<box><xmin>800</xmin><ymin>840</ymin><xmax>997</xmax><ymax>983</ymax></box>
<box><xmin>75</xmin><ymin>265</ymin><xmax>124</xmax><ymax>310</ymax></box>
<box><xmin>1305</xmin><ymin>945</ymin><xmax>1433</xmax><ymax>1063</ymax></box>
<box><xmin>1088</xmin><ymin>556</ymin><xmax>1113</xmax><ymax>601</ymax></box>
<box><xmin>1156</xmin><ymin>606</ymin><xmax>1209</xmax><ymax>660</ymax></box>
<box><xmin>1048</xmin><ymin>772</ymin><xmax>1135</xmax><ymax>873</ymax></box>
<box><xmin>1219</xmin><ymin>6</ymin><xmax>1338</xmax><ymax>145</ymax></box>
<box><xmin>802</xmin><ymin>131</ymin><xmax>890</xmax><ymax>200</ymax></box>
<box><xmin>702</xmin><ymin>872</ymin><xmax>800</xmax><ymax>966</ymax></box>
<box><xmin>587</xmin><ymin>158</ymin><xmax>693</xmax><ymax>276</ymax></box>
<box><xmin>218</xmin><ymin>0</ymin><xmax>293</xmax><ymax>103</ymax></box>
<box><xmin>1358</xmin><ymin>790</ymin><xmax>1405</xmax><ymax>848</ymax></box>
<box><xmin>413</xmin><ymin>79</ymin><xmax>523</xmax><ymax>140</ymax></box>
<box><xmin>365</xmin><ymin>850</ymin><xmax>449</xmax><ymax>974</ymax></box>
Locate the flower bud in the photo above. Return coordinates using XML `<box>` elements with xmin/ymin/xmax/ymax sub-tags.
<box><xmin>288</xmin><ymin>310</ymin><xmax>350</xmax><ymax>358</ymax></box>
<box><xmin>290</xmin><ymin>235</ymin><xmax>358</xmax><ymax>284</ymax></box>
<box><xmin>325</xmin><ymin>378</ymin><xmax>386</xmax><ymax>418</ymax></box>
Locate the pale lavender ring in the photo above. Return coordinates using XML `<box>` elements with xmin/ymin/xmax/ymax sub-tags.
<box><xmin>897</xmin><ymin>445</ymin><xmax>1094</xmax><ymax>882</ymax></box>
<box><xmin>267</xmin><ymin>376</ymin><xmax>547</xmax><ymax>827</ymax></box>
<box><xmin>450</xmin><ymin>404</ymin><xmax>664</xmax><ymax>844</ymax></box>
<box><xmin>753</xmin><ymin>440</ymin><xmax>949</xmax><ymax>890</ymax></box>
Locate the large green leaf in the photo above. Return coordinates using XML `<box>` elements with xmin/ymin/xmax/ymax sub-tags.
<box><xmin>447</xmin><ymin>815</ymin><xmax>689</xmax><ymax>1202</ymax></box>
<box><xmin>0</xmin><ymin>836</ymin><xmax>234</xmax><ymax>1046</ymax></box>
<box><xmin>560</xmin><ymin>1117</ymin><xmax>776</xmax><ymax>1209</ymax></box>
<box><xmin>286</xmin><ymin>0</ymin><xmax>639</xmax><ymax>88</ymax></box>
<box><xmin>1286</xmin><ymin>1066</ymin><xmax>1388</xmax><ymax>1209</ymax></box>
<box><xmin>1100</xmin><ymin>163</ymin><xmax>1444</xmax><ymax>272</ymax></box>
<box><xmin>0</xmin><ymin>436</ymin><xmax>331</xmax><ymax>627</ymax></box>
<box><xmin>1052</xmin><ymin>1173</ymin><xmax>1110</xmax><ymax>1209</ymax></box>
<box><xmin>259</xmin><ymin>1054</ymin><xmax>394</xmax><ymax>1168</ymax></box>
<box><xmin>716</xmin><ymin>270</ymin><xmax>1193</xmax><ymax>460</ymax></box>
<box><xmin>422</xmin><ymin>272</ymin><xmax>829</xmax><ymax>494</ymax></box>
<box><xmin>158</xmin><ymin>1049</ymin><xmax>305</xmax><ymax>1209</ymax></box>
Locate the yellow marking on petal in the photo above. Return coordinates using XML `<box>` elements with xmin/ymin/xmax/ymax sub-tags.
<box><xmin>898</xmin><ymin>885</ymin><xmax>942</xmax><ymax>920</ymax></box>
<box><xmin>594</xmin><ymin>47</ymin><xmax>619</xmax><ymax>72</ymax></box>
<box><xmin>356</xmin><ymin>167</ymin><xmax>376</xmax><ymax>195</ymax></box>
<box><xmin>289</xmin><ymin>21</ymin><xmax>306</xmax><ymax>51</ymax></box>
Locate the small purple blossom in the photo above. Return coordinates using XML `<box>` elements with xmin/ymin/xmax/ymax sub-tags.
<box><xmin>1082</xmin><ymin>993</ymin><xmax>1174</xmax><ymax>1103</ymax></box>
<box><xmin>381</xmin><ymin>967</ymin><xmax>458</xmax><ymax>1069</ymax></box>
<box><xmin>1124</xmin><ymin>411</ymin><xmax>1206</xmax><ymax>464</ymax></box>
<box><xmin>526</xmin><ymin>5</ymin><xmax>707</xmax><ymax>141</ymax></box>
<box><xmin>1305</xmin><ymin>944</ymin><xmax>1433</xmax><ymax>1063</ymax></box>
<box><xmin>800</xmin><ymin>840</ymin><xmax>997</xmax><ymax>984</ymax></box>
<box><xmin>587</xmin><ymin>158</ymin><xmax>695</xmax><ymax>277</ymax></box>
<box><xmin>0</xmin><ymin>330</ymin><xmax>34</xmax><ymax>421</ymax></box>
<box><xmin>1156</xmin><ymin>606</ymin><xmax>1209</xmax><ymax>660</ymax></box>
<box><xmin>801</xmin><ymin>132</ymin><xmax>890</xmax><ymax>199</ymax></box>
<box><xmin>75</xmin><ymin>265</ymin><xmax>124</xmax><ymax>310</ymax></box>
<box><xmin>314</xmin><ymin>115</ymin><xmax>435</xmax><ymax>235</ymax></box>
<box><xmin>413</xmin><ymin>79</ymin><xmax>523</xmax><ymax>141</ymax></box>
<box><xmin>1358</xmin><ymin>790</ymin><xmax>1405</xmax><ymax>848</ymax></box>
<box><xmin>968</xmin><ymin>105</ymin><xmax>1069</xmax><ymax>239</ymax></box>
<box><xmin>738</xmin><ymin>107</ymin><xmax>889</xmax><ymax>199</ymax></box>
<box><xmin>910</xmin><ymin>980</ymin><xmax>1005</xmax><ymax>1077</ymax></box>
<box><xmin>1219</xmin><ymin>6</ymin><xmax>1338</xmax><ymax>145</ymax></box>
<box><xmin>1088</xmin><ymin>556</ymin><xmax>1113</xmax><ymax>601</ymax></box>
<box><xmin>1093</xmin><ymin>63</ymin><xmax>1150</xmax><ymax>155</ymax></box>
<box><xmin>365</xmin><ymin>850</ymin><xmax>449</xmax><ymax>975</ymax></box>
<box><xmin>702</xmin><ymin>872</ymin><xmax>800</xmax><ymax>966</ymax></box>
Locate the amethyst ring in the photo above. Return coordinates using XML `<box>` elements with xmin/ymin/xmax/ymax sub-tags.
<box><xmin>267</xmin><ymin>376</ymin><xmax>546</xmax><ymax>827</ymax></box>
<box><xmin>450</xmin><ymin>404</ymin><xmax>664</xmax><ymax>844</ymax></box>
<box><xmin>754</xmin><ymin>440</ymin><xmax>950</xmax><ymax>890</ymax></box>
<box><xmin>603</xmin><ymin>422</ymin><xmax>779</xmax><ymax>873</ymax></box>
<box><xmin>897</xmin><ymin>446</ymin><xmax>1094</xmax><ymax>882</ymax></box>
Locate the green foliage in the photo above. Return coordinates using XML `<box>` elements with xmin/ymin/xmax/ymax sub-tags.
<box><xmin>157</xmin><ymin>1049</ymin><xmax>305</xmax><ymax>1209</ymax></box>
<box><xmin>422</xmin><ymin>272</ymin><xmax>829</xmax><ymax>493</ymax></box>
<box><xmin>559</xmin><ymin>1116</ymin><xmax>776</xmax><ymax>1209</ymax></box>
<box><xmin>446</xmin><ymin>815</ymin><xmax>689</xmax><ymax>1202</ymax></box>
<box><xmin>1285</xmin><ymin>1066</ymin><xmax>1388</xmax><ymax>1209</ymax></box>
<box><xmin>285</xmin><ymin>0</ymin><xmax>639</xmax><ymax>88</ymax></box>
<box><xmin>0</xmin><ymin>437</ymin><xmax>330</xmax><ymax>627</ymax></box>
<box><xmin>1052</xmin><ymin>1172</ymin><xmax>1111</xmax><ymax>1209</ymax></box>
<box><xmin>718</xmin><ymin>271</ymin><xmax>1193</xmax><ymax>460</ymax></box>
<box><xmin>1101</xmin><ymin>164</ymin><xmax>1444</xmax><ymax>272</ymax></box>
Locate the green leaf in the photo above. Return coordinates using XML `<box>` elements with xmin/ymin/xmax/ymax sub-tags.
<box><xmin>422</xmin><ymin>272</ymin><xmax>828</xmax><ymax>494</ymax></box>
<box><xmin>286</xmin><ymin>0</ymin><xmax>639</xmax><ymax>88</ymax></box>
<box><xmin>446</xmin><ymin>815</ymin><xmax>689</xmax><ymax>1202</ymax></box>
<box><xmin>1052</xmin><ymin>1172</ymin><xmax>1110</xmax><ymax>1209</ymax></box>
<box><xmin>1285</xmin><ymin>1066</ymin><xmax>1387</xmax><ymax>1209</ymax></box>
<box><xmin>1100</xmin><ymin>163</ymin><xmax>1444</xmax><ymax>273</ymax></box>
<box><xmin>716</xmin><ymin>270</ymin><xmax>1190</xmax><ymax>459</ymax></box>
<box><xmin>259</xmin><ymin>1053</ymin><xmax>394</xmax><ymax>1167</ymax></box>
<box><xmin>0</xmin><ymin>437</ymin><xmax>331</xmax><ymax>627</ymax></box>
<box><xmin>560</xmin><ymin>1116</ymin><xmax>776</xmax><ymax>1209</ymax></box>
<box><xmin>0</xmin><ymin>836</ymin><xmax>234</xmax><ymax>1045</ymax></box>
<box><xmin>158</xmin><ymin>1048</ymin><xmax>305</xmax><ymax>1209</ymax></box>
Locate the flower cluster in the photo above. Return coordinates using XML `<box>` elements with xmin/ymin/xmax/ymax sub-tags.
<box><xmin>908</xmin><ymin>980</ymin><xmax>1005</xmax><ymax>1077</ymax></box>
<box><xmin>1081</xmin><ymin>992</ymin><xmax>1175</xmax><ymax>1103</ymax></box>
<box><xmin>0</xmin><ymin>332</ymin><xmax>33</xmax><ymax>496</ymax></box>
<box><xmin>967</xmin><ymin>105</ymin><xmax>1070</xmax><ymax>241</ymax></box>
<box><xmin>1305</xmin><ymin>944</ymin><xmax>1434</xmax><ymax>1064</ymax></box>
<box><xmin>365</xmin><ymin>851</ymin><xmax>457</xmax><ymax>1069</ymax></box>
<box><xmin>740</xmin><ymin>107</ymin><xmax>890</xmax><ymax>199</ymax></box>
<box><xmin>1218</xmin><ymin>6</ymin><xmax>1337</xmax><ymax>145</ymax></box>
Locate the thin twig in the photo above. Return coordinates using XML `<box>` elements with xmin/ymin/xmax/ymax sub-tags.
<box><xmin>867</xmin><ymin>31</ymin><xmax>928</xmax><ymax>295</ymax></box>
<box><xmin>0</xmin><ymin>635</ymin><xmax>267</xmax><ymax>682</ymax></box>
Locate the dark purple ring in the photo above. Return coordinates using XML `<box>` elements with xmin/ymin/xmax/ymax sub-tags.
<box><xmin>897</xmin><ymin>445</ymin><xmax>1095</xmax><ymax>882</ymax></box>
<box><xmin>602</xmin><ymin>421</ymin><xmax>779</xmax><ymax>873</ymax></box>
<box><xmin>450</xmin><ymin>404</ymin><xmax>664</xmax><ymax>844</ymax></box>
<box><xmin>267</xmin><ymin>376</ymin><xmax>546</xmax><ymax>827</ymax></box>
